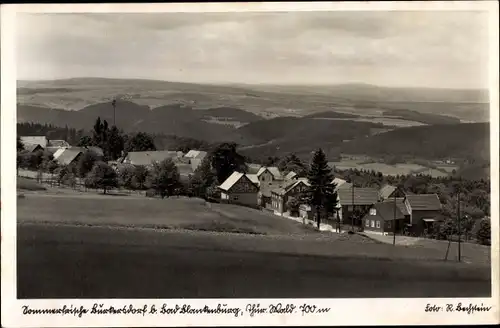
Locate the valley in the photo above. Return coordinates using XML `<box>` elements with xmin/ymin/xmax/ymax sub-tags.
<box><xmin>16</xmin><ymin>78</ymin><xmax>491</xmax><ymax>175</ymax></box>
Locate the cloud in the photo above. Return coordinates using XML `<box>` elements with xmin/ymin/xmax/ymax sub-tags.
<box><xmin>15</xmin><ymin>11</ymin><xmax>490</xmax><ymax>88</ymax></box>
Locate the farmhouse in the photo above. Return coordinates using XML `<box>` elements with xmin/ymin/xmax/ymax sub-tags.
<box><xmin>184</xmin><ymin>150</ymin><xmax>207</xmax><ymax>171</ymax></box>
<box><xmin>55</xmin><ymin>149</ymin><xmax>83</xmax><ymax>166</ymax></box>
<box><xmin>378</xmin><ymin>184</ymin><xmax>406</xmax><ymax>201</ymax></box>
<box><xmin>246</xmin><ymin>163</ymin><xmax>263</xmax><ymax>174</ymax></box>
<box><xmin>24</xmin><ymin>144</ymin><xmax>44</xmax><ymax>153</ymax></box>
<box><xmin>284</xmin><ymin>171</ymin><xmax>298</xmax><ymax>181</ymax></box>
<box><xmin>362</xmin><ymin>198</ymin><xmax>410</xmax><ymax>235</ymax></box>
<box><xmin>271</xmin><ymin>178</ymin><xmax>310</xmax><ymax>215</ymax></box>
<box><xmin>331</xmin><ymin>177</ymin><xmax>352</xmax><ymax>190</ymax></box>
<box><xmin>404</xmin><ymin>194</ymin><xmax>443</xmax><ymax>235</ymax></box>
<box><xmin>219</xmin><ymin>172</ymin><xmax>259</xmax><ymax>207</ymax></box>
<box><xmin>257</xmin><ymin>166</ymin><xmax>283</xmax><ymax>184</ymax></box>
<box><xmin>337</xmin><ymin>187</ymin><xmax>379</xmax><ymax>225</ymax></box>
<box><xmin>121</xmin><ymin>151</ymin><xmax>182</xmax><ymax>166</ymax></box>
<box><xmin>20</xmin><ymin>136</ymin><xmax>48</xmax><ymax>148</ymax></box>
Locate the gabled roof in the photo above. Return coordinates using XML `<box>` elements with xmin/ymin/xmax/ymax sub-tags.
<box><xmin>219</xmin><ymin>172</ymin><xmax>257</xmax><ymax>192</ymax></box>
<box><xmin>246</xmin><ymin>163</ymin><xmax>262</xmax><ymax>174</ymax></box>
<box><xmin>337</xmin><ymin>188</ymin><xmax>379</xmax><ymax>206</ymax></box>
<box><xmin>20</xmin><ymin>136</ymin><xmax>48</xmax><ymax>148</ymax></box>
<box><xmin>378</xmin><ymin>184</ymin><xmax>397</xmax><ymax>200</ymax></box>
<box><xmin>285</xmin><ymin>171</ymin><xmax>298</xmax><ymax>180</ymax></box>
<box><xmin>56</xmin><ymin>149</ymin><xmax>82</xmax><ymax>166</ymax></box>
<box><xmin>370</xmin><ymin>200</ymin><xmax>406</xmax><ymax>222</ymax></box>
<box><xmin>246</xmin><ymin>174</ymin><xmax>260</xmax><ymax>185</ymax></box>
<box><xmin>48</xmin><ymin>140</ymin><xmax>71</xmax><ymax>148</ymax></box>
<box><xmin>53</xmin><ymin>148</ymin><xmax>66</xmax><ymax>160</ymax></box>
<box><xmin>406</xmin><ymin>194</ymin><xmax>442</xmax><ymax>211</ymax></box>
<box><xmin>331</xmin><ymin>177</ymin><xmax>352</xmax><ymax>190</ymax></box>
<box><xmin>25</xmin><ymin>144</ymin><xmax>43</xmax><ymax>152</ymax></box>
<box><xmin>272</xmin><ymin>179</ymin><xmax>310</xmax><ymax>196</ymax></box>
<box><xmin>124</xmin><ymin>151</ymin><xmax>180</xmax><ymax>166</ymax></box>
<box><xmin>257</xmin><ymin>166</ymin><xmax>282</xmax><ymax>179</ymax></box>
<box><xmin>185</xmin><ymin>150</ymin><xmax>207</xmax><ymax>160</ymax></box>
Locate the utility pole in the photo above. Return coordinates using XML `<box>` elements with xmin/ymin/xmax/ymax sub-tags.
<box><xmin>393</xmin><ymin>189</ymin><xmax>397</xmax><ymax>246</ymax></box>
<box><xmin>112</xmin><ymin>99</ymin><xmax>117</xmax><ymax>126</ymax></box>
<box><xmin>457</xmin><ymin>183</ymin><xmax>461</xmax><ymax>262</ymax></box>
<box><xmin>351</xmin><ymin>181</ymin><xmax>355</xmax><ymax>232</ymax></box>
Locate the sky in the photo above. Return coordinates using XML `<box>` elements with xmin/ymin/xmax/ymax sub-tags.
<box><xmin>16</xmin><ymin>11</ymin><xmax>490</xmax><ymax>89</ymax></box>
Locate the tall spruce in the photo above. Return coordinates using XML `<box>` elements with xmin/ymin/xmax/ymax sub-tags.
<box><xmin>211</xmin><ymin>142</ymin><xmax>247</xmax><ymax>183</ymax></box>
<box><xmin>302</xmin><ymin>148</ymin><xmax>337</xmax><ymax>230</ymax></box>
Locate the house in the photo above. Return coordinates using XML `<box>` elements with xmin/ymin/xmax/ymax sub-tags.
<box><xmin>271</xmin><ymin>178</ymin><xmax>310</xmax><ymax>215</ymax></box>
<box><xmin>331</xmin><ymin>177</ymin><xmax>352</xmax><ymax>191</ymax></box>
<box><xmin>55</xmin><ymin>149</ymin><xmax>83</xmax><ymax>166</ymax></box>
<box><xmin>176</xmin><ymin>163</ymin><xmax>194</xmax><ymax>182</ymax></box>
<box><xmin>362</xmin><ymin>198</ymin><xmax>410</xmax><ymax>235</ymax></box>
<box><xmin>404</xmin><ymin>194</ymin><xmax>443</xmax><ymax>235</ymax></box>
<box><xmin>337</xmin><ymin>187</ymin><xmax>379</xmax><ymax>225</ymax></box>
<box><xmin>183</xmin><ymin>150</ymin><xmax>207</xmax><ymax>171</ymax></box>
<box><xmin>246</xmin><ymin>163</ymin><xmax>262</xmax><ymax>174</ymax></box>
<box><xmin>122</xmin><ymin>151</ymin><xmax>181</xmax><ymax>166</ymax></box>
<box><xmin>284</xmin><ymin>171</ymin><xmax>298</xmax><ymax>181</ymax></box>
<box><xmin>256</xmin><ymin>166</ymin><xmax>282</xmax><ymax>184</ymax></box>
<box><xmin>378</xmin><ymin>184</ymin><xmax>406</xmax><ymax>201</ymax></box>
<box><xmin>219</xmin><ymin>172</ymin><xmax>260</xmax><ymax>207</ymax></box>
<box><xmin>20</xmin><ymin>136</ymin><xmax>48</xmax><ymax>148</ymax></box>
<box><xmin>24</xmin><ymin>144</ymin><xmax>44</xmax><ymax>153</ymax></box>
<box><xmin>246</xmin><ymin>174</ymin><xmax>260</xmax><ymax>186</ymax></box>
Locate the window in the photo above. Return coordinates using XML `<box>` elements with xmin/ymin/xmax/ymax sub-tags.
<box><xmin>365</xmin><ymin>220</ymin><xmax>369</xmax><ymax>227</ymax></box>
<box><xmin>387</xmin><ymin>221</ymin><xmax>392</xmax><ymax>229</ymax></box>
<box><xmin>376</xmin><ymin>221</ymin><xmax>380</xmax><ymax>228</ymax></box>
<box><xmin>371</xmin><ymin>220</ymin><xmax>375</xmax><ymax>228</ymax></box>
<box><xmin>233</xmin><ymin>196</ymin><xmax>239</xmax><ymax>201</ymax></box>
<box><xmin>369</xmin><ymin>208</ymin><xmax>376</xmax><ymax>216</ymax></box>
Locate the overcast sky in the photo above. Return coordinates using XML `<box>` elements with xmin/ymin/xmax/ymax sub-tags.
<box><xmin>16</xmin><ymin>11</ymin><xmax>489</xmax><ymax>89</ymax></box>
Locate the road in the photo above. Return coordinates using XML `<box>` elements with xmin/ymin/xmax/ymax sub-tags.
<box><xmin>17</xmin><ymin>223</ymin><xmax>491</xmax><ymax>299</ymax></box>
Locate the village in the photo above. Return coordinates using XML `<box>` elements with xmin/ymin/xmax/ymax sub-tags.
<box><xmin>17</xmin><ymin>133</ymin><xmax>475</xmax><ymax>242</ymax></box>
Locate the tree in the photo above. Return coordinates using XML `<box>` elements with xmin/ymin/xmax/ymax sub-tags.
<box><xmin>125</xmin><ymin>132</ymin><xmax>156</xmax><ymax>153</ymax></box>
<box><xmin>211</xmin><ymin>143</ymin><xmax>247</xmax><ymax>183</ymax></box>
<box><xmin>301</xmin><ymin>149</ymin><xmax>337</xmax><ymax>230</ymax></box>
<box><xmin>146</xmin><ymin>159</ymin><xmax>181</xmax><ymax>198</ymax></box>
<box><xmin>287</xmin><ymin>197</ymin><xmax>300</xmax><ymax>217</ymax></box>
<box><xmin>118</xmin><ymin>165</ymin><xmax>136</xmax><ymax>190</ymax></box>
<box><xmin>476</xmin><ymin>219</ymin><xmax>490</xmax><ymax>245</ymax></box>
<box><xmin>76</xmin><ymin>150</ymin><xmax>99</xmax><ymax>178</ymax></box>
<box><xmin>131</xmin><ymin>165</ymin><xmax>149</xmax><ymax>190</ymax></box>
<box><xmin>189</xmin><ymin>156</ymin><xmax>216</xmax><ymax>198</ymax></box>
<box><xmin>278</xmin><ymin>153</ymin><xmax>307</xmax><ymax>176</ymax></box>
<box><xmin>17</xmin><ymin>136</ymin><xmax>24</xmax><ymax>152</ymax></box>
<box><xmin>77</xmin><ymin>135</ymin><xmax>93</xmax><ymax>147</ymax></box>
<box><xmin>92</xmin><ymin>117</ymin><xmax>103</xmax><ymax>146</ymax></box>
<box><xmin>85</xmin><ymin>161</ymin><xmax>118</xmax><ymax>194</ymax></box>
<box><xmin>106</xmin><ymin>126</ymin><xmax>125</xmax><ymax>160</ymax></box>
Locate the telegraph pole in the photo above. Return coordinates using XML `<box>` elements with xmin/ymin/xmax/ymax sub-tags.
<box><xmin>351</xmin><ymin>180</ymin><xmax>355</xmax><ymax>232</ymax></box>
<box><xmin>393</xmin><ymin>189</ymin><xmax>397</xmax><ymax>246</ymax></box>
<box><xmin>457</xmin><ymin>183</ymin><xmax>461</xmax><ymax>262</ymax></box>
<box><xmin>112</xmin><ymin>99</ymin><xmax>117</xmax><ymax>126</ymax></box>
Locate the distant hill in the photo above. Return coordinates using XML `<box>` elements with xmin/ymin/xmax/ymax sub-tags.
<box><xmin>382</xmin><ymin>109</ymin><xmax>461</xmax><ymax>125</ymax></box>
<box><xmin>340</xmin><ymin>123</ymin><xmax>490</xmax><ymax>162</ymax></box>
<box><xmin>236</xmin><ymin>117</ymin><xmax>385</xmax><ymax>161</ymax></box>
<box><xmin>17</xmin><ymin>101</ymin><xmax>260</xmax><ymax>143</ymax></box>
<box><xmin>303</xmin><ymin>111</ymin><xmax>359</xmax><ymax>119</ymax></box>
<box><xmin>17</xmin><ymin>78</ymin><xmax>490</xmax><ymax>122</ymax></box>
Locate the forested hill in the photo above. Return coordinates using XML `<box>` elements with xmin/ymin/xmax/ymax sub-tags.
<box><xmin>340</xmin><ymin>123</ymin><xmax>490</xmax><ymax>162</ymax></box>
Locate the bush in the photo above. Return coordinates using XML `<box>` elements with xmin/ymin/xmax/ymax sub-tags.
<box><xmin>476</xmin><ymin>219</ymin><xmax>491</xmax><ymax>246</ymax></box>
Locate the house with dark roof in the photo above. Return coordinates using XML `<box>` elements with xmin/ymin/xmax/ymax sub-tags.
<box><xmin>24</xmin><ymin>144</ymin><xmax>43</xmax><ymax>153</ymax></box>
<box><xmin>362</xmin><ymin>198</ymin><xmax>410</xmax><ymax>235</ymax></box>
<box><xmin>337</xmin><ymin>187</ymin><xmax>379</xmax><ymax>225</ymax></box>
<box><xmin>219</xmin><ymin>172</ymin><xmax>260</xmax><ymax>207</ymax></box>
<box><xmin>404</xmin><ymin>194</ymin><xmax>443</xmax><ymax>235</ymax></box>
<box><xmin>122</xmin><ymin>151</ymin><xmax>182</xmax><ymax>166</ymax></box>
<box><xmin>270</xmin><ymin>178</ymin><xmax>310</xmax><ymax>215</ymax></box>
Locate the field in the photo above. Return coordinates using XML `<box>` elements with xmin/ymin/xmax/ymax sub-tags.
<box><xmin>16</xmin><ymin>190</ymin><xmax>491</xmax><ymax>298</ymax></box>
